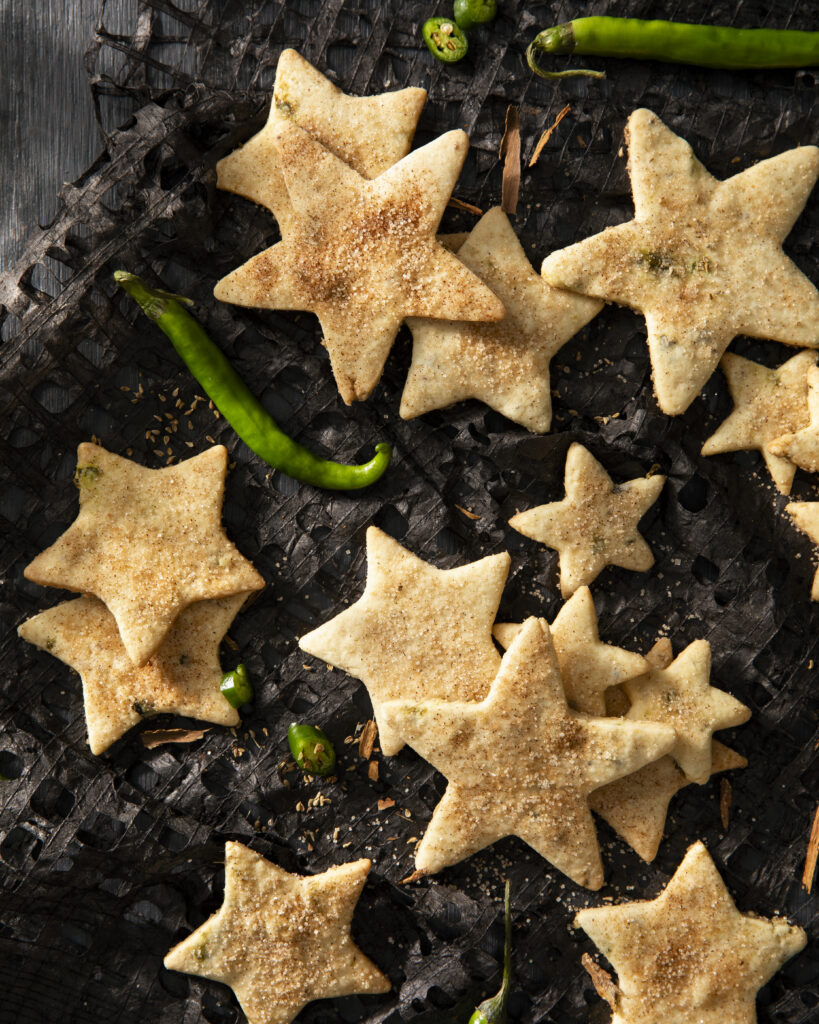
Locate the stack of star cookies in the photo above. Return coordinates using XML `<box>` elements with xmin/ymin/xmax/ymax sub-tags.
<box><xmin>18</xmin><ymin>443</ymin><xmax>264</xmax><ymax>754</ymax></box>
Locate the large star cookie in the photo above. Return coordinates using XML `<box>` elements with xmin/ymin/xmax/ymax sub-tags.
<box><xmin>575</xmin><ymin>841</ymin><xmax>806</xmax><ymax>1024</ymax></box>
<box><xmin>770</xmin><ymin>363</ymin><xmax>819</xmax><ymax>473</ymax></box>
<box><xmin>380</xmin><ymin>617</ymin><xmax>675</xmax><ymax>888</ymax></box>
<box><xmin>215</xmin><ymin>125</ymin><xmax>505</xmax><ymax>404</ymax></box>
<box><xmin>784</xmin><ymin>500</ymin><xmax>819</xmax><ymax>599</ymax></box>
<box><xmin>509</xmin><ymin>443</ymin><xmax>665</xmax><ymax>597</ymax></box>
<box><xmin>702</xmin><ymin>351</ymin><xmax>814</xmax><ymax>494</ymax></box>
<box><xmin>18</xmin><ymin>593</ymin><xmax>246</xmax><ymax>754</ymax></box>
<box><xmin>165</xmin><ymin>843</ymin><xmax>389</xmax><ymax>1024</ymax></box>
<box><xmin>542</xmin><ymin>108</ymin><xmax>819</xmax><ymax>414</ymax></box>
<box><xmin>401</xmin><ymin>207</ymin><xmax>602</xmax><ymax>432</ymax></box>
<box><xmin>217</xmin><ymin>49</ymin><xmax>426</xmax><ymax>236</ymax></box>
<box><xmin>492</xmin><ymin>585</ymin><xmax>648</xmax><ymax>716</ymax></box>
<box><xmin>299</xmin><ymin>526</ymin><xmax>509</xmax><ymax>756</ymax></box>
<box><xmin>24</xmin><ymin>444</ymin><xmax>264</xmax><ymax>666</ymax></box>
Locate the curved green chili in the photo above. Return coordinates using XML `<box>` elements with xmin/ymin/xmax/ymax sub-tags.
<box><xmin>454</xmin><ymin>0</ymin><xmax>497</xmax><ymax>32</ymax></box>
<box><xmin>114</xmin><ymin>272</ymin><xmax>392</xmax><ymax>491</ymax></box>
<box><xmin>220</xmin><ymin>664</ymin><xmax>252</xmax><ymax>709</ymax></box>
<box><xmin>468</xmin><ymin>879</ymin><xmax>511</xmax><ymax>1024</ymax></box>
<box><xmin>288</xmin><ymin>723</ymin><xmax>337</xmax><ymax>776</ymax></box>
<box><xmin>423</xmin><ymin>17</ymin><xmax>469</xmax><ymax>63</ymax></box>
<box><xmin>527</xmin><ymin>17</ymin><xmax>819</xmax><ymax>80</ymax></box>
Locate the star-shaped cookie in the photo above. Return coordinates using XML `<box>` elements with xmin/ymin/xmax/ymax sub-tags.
<box><xmin>299</xmin><ymin>526</ymin><xmax>509</xmax><ymax>756</ymax></box>
<box><xmin>770</xmin><ymin>363</ymin><xmax>819</xmax><ymax>473</ymax></box>
<box><xmin>509</xmin><ymin>443</ymin><xmax>665</xmax><ymax>597</ymax></box>
<box><xmin>702</xmin><ymin>351</ymin><xmax>815</xmax><ymax>494</ymax></box>
<box><xmin>575</xmin><ymin>841</ymin><xmax>807</xmax><ymax>1024</ymax></box>
<box><xmin>401</xmin><ymin>207</ymin><xmax>602</xmax><ymax>432</ymax></box>
<box><xmin>785</xmin><ymin>500</ymin><xmax>819</xmax><ymax>599</ymax></box>
<box><xmin>164</xmin><ymin>843</ymin><xmax>389</xmax><ymax>1024</ymax></box>
<box><xmin>492</xmin><ymin>586</ymin><xmax>648</xmax><ymax>716</ymax></box>
<box><xmin>217</xmin><ymin>49</ymin><xmax>426</xmax><ymax>236</ymax></box>
<box><xmin>18</xmin><ymin>593</ymin><xmax>247</xmax><ymax>754</ymax></box>
<box><xmin>215</xmin><ymin>124</ymin><xmax>505</xmax><ymax>404</ymax></box>
<box><xmin>380</xmin><ymin>617</ymin><xmax>675</xmax><ymax>888</ymax></box>
<box><xmin>542</xmin><ymin>108</ymin><xmax>819</xmax><ymax>414</ymax></box>
<box><xmin>623</xmin><ymin>639</ymin><xmax>750</xmax><ymax>784</ymax></box>
<box><xmin>24</xmin><ymin>444</ymin><xmax>264</xmax><ymax>666</ymax></box>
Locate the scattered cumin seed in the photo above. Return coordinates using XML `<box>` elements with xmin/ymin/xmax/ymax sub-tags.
<box><xmin>400</xmin><ymin>869</ymin><xmax>427</xmax><ymax>884</ymax></box>
<box><xmin>377</xmin><ymin>797</ymin><xmax>395</xmax><ymax>811</ymax></box>
<box><xmin>368</xmin><ymin>761</ymin><xmax>379</xmax><ymax>782</ymax></box>
<box><xmin>359</xmin><ymin>719</ymin><xmax>378</xmax><ymax>760</ymax></box>
<box><xmin>802</xmin><ymin>804</ymin><xmax>819</xmax><ymax>892</ymax></box>
<box><xmin>447</xmin><ymin>196</ymin><xmax>483</xmax><ymax>216</ymax></box>
<box><xmin>719</xmin><ymin>778</ymin><xmax>732</xmax><ymax>830</ymax></box>
<box><xmin>529</xmin><ymin>103</ymin><xmax>571</xmax><ymax>167</ymax></box>
<box><xmin>455</xmin><ymin>504</ymin><xmax>480</xmax><ymax>520</ymax></box>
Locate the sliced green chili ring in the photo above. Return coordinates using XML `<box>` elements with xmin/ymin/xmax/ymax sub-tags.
<box><xmin>220</xmin><ymin>664</ymin><xmax>253</xmax><ymax>709</ymax></box>
<box><xmin>423</xmin><ymin>17</ymin><xmax>468</xmax><ymax>63</ymax></box>
<box><xmin>288</xmin><ymin>723</ymin><xmax>337</xmax><ymax>776</ymax></box>
<box><xmin>114</xmin><ymin>272</ymin><xmax>392</xmax><ymax>491</ymax></box>
<box><xmin>453</xmin><ymin>0</ymin><xmax>497</xmax><ymax>31</ymax></box>
<box><xmin>468</xmin><ymin>879</ymin><xmax>511</xmax><ymax>1024</ymax></box>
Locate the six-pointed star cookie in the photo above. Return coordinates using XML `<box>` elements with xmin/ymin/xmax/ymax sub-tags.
<box><xmin>493</xmin><ymin>586</ymin><xmax>648</xmax><ymax>715</ymax></box>
<box><xmin>380</xmin><ymin>617</ymin><xmax>675</xmax><ymax>888</ymax></box>
<box><xmin>509</xmin><ymin>443</ymin><xmax>665</xmax><ymax>597</ymax></box>
<box><xmin>217</xmin><ymin>49</ymin><xmax>426</xmax><ymax>236</ymax></box>
<box><xmin>164</xmin><ymin>843</ymin><xmax>389</xmax><ymax>1024</ymax></box>
<box><xmin>18</xmin><ymin>593</ymin><xmax>247</xmax><ymax>755</ymax></box>
<box><xmin>770</xmin><ymin>363</ymin><xmax>819</xmax><ymax>472</ymax></box>
<box><xmin>24</xmin><ymin>444</ymin><xmax>264</xmax><ymax>666</ymax></box>
<box><xmin>542</xmin><ymin>108</ymin><xmax>819</xmax><ymax>415</ymax></box>
<box><xmin>702</xmin><ymin>351</ymin><xmax>815</xmax><ymax>494</ymax></box>
<box><xmin>575</xmin><ymin>841</ymin><xmax>806</xmax><ymax>1024</ymax></box>
<box><xmin>215</xmin><ymin>124</ymin><xmax>505</xmax><ymax>404</ymax></box>
<box><xmin>623</xmin><ymin>639</ymin><xmax>750</xmax><ymax>784</ymax></box>
<box><xmin>299</xmin><ymin>526</ymin><xmax>509</xmax><ymax>756</ymax></box>
<box><xmin>401</xmin><ymin>207</ymin><xmax>602</xmax><ymax>432</ymax></box>
<box><xmin>785</xmin><ymin>500</ymin><xmax>819</xmax><ymax>599</ymax></box>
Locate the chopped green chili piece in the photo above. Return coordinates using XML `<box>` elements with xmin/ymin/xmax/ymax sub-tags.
<box><xmin>468</xmin><ymin>880</ymin><xmax>511</xmax><ymax>1024</ymax></box>
<box><xmin>423</xmin><ymin>17</ymin><xmax>468</xmax><ymax>63</ymax></box>
<box><xmin>220</xmin><ymin>664</ymin><xmax>253</xmax><ymax>709</ymax></box>
<box><xmin>454</xmin><ymin>0</ymin><xmax>497</xmax><ymax>32</ymax></box>
<box><xmin>288</xmin><ymin>723</ymin><xmax>337</xmax><ymax>776</ymax></box>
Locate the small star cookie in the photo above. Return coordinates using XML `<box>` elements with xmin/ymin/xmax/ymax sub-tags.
<box><xmin>542</xmin><ymin>108</ymin><xmax>819</xmax><ymax>414</ymax></box>
<box><xmin>784</xmin><ymin>500</ymin><xmax>819</xmax><ymax>599</ymax></box>
<box><xmin>217</xmin><ymin>49</ymin><xmax>426</xmax><ymax>236</ymax></box>
<box><xmin>509</xmin><ymin>443</ymin><xmax>665</xmax><ymax>597</ymax></box>
<box><xmin>299</xmin><ymin>526</ymin><xmax>509</xmax><ymax>756</ymax></box>
<box><xmin>770</xmin><ymin>363</ymin><xmax>819</xmax><ymax>473</ymax></box>
<box><xmin>702</xmin><ymin>351</ymin><xmax>815</xmax><ymax>494</ymax></box>
<box><xmin>575</xmin><ymin>841</ymin><xmax>807</xmax><ymax>1024</ymax></box>
<box><xmin>24</xmin><ymin>445</ymin><xmax>264</xmax><ymax>666</ymax></box>
<box><xmin>380</xmin><ymin>617</ymin><xmax>675</xmax><ymax>889</ymax></box>
<box><xmin>492</xmin><ymin>585</ymin><xmax>648</xmax><ymax>716</ymax></box>
<box><xmin>18</xmin><ymin>593</ymin><xmax>246</xmax><ymax>754</ymax></box>
<box><xmin>215</xmin><ymin>125</ymin><xmax>505</xmax><ymax>404</ymax></box>
<box><xmin>164</xmin><ymin>843</ymin><xmax>390</xmax><ymax>1024</ymax></box>
<box><xmin>401</xmin><ymin>206</ymin><xmax>602</xmax><ymax>432</ymax></box>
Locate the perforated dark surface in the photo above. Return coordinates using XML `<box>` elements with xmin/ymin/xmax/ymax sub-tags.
<box><xmin>1</xmin><ymin>2</ymin><xmax>818</xmax><ymax>1022</ymax></box>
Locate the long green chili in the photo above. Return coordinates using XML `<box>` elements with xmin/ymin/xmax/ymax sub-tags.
<box><xmin>468</xmin><ymin>879</ymin><xmax>511</xmax><ymax>1024</ymax></box>
<box><xmin>114</xmin><ymin>272</ymin><xmax>392</xmax><ymax>490</ymax></box>
<box><xmin>527</xmin><ymin>17</ymin><xmax>819</xmax><ymax>80</ymax></box>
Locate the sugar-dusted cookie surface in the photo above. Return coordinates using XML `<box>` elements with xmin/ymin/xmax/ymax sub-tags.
<box><xmin>575</xmin><ymin>841</ymin><xmax>807</xmax><ymax>1024</ymax></box>
<box><xmin>215</xmin><ymin>125</ymin><xmax>505</xmax><ymax>404</ymax></box>
<box><xmin>509</xmin><ymin>443</ymin><xmax>665</xmax><ymax>597</ymax></box>
<box><xmin>24</xmin><ymin>444</ymin><xmax>264</xmax><ymax>666</ymax></box>
<box><xmin>542</xmin><ymin>108</ymin><xmax>819</xmax><ymax>415</ymax></box>
<box><xmin>217</xmin><ymin>49</ymin><xmax>426</xmax><ymax>236</ymax></box>
<box><xmin>702</xmin><ymin>351</ymin><xmax>815</xmax><ymax>494</ymax></box>
<box><xmin>380</xmin><ymin>617</ymin><xmax>675</xmax><ymax>889</ymax></box>
<box><xmin>401</xmin><ymin>207</ymin><xmax>602</xmax><ymax>432</ymax></box>
<box><xmin>164</xmin><ymin>843</ymin><xmax>389</xmax><ymax>1024</ymax></box>
<box><xmin>299</xmin><ymin>526</ymin><xmax>508</xmax><ymax>756</ymax></box>
<box><xmin>18</xmin><ymin>593</ymin><xmax>246</xmax><ymax>754</ymax></box>
<box><xmin>770</xmin><ymin>363</ymin><xmax>819</xmax><ymax>473</ymax></box>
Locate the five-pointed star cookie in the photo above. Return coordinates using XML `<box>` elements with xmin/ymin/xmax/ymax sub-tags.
<box><xmin>509</xmin><ymin>443</ymin><xmax>665</xmax><ymax>597</ymax></box>
<box><xmin>215</xmin><ymin>124</ymin><xmax>505</xmax><ymax>404</ymax></box>
<box><xmin>24</xmin><ymin>444</ymin><xmax>264</xmax><ymax>666</ymax></box>
<box><xmin>164</xmin><ymin>843</ymin><xmax>389</xmax><ymax>1024</ymax></box>
<box><xmin>492</xmin><ymin>586</ymin><xmax>648</xmax><ymax>716</ymax></box>
<box><xmin>542</xmin><ymin>108</ymin><xmax>819</xmax><ymax>415</ymax></box>
<box><xmin>784</xmin><ymin>500</ymin><xmax>819</xmax><ymax>599</ymax></box>
<box><xmin>623</xmin><ymin>639</ymin><xmax>750</xmax><ymax>784</ymax></box>
<box><xmin>770</xmin><ymin>363</ymin><xmax>819</xmax><ymax>473</ymax></box>
<box><xmin>217</xmin><ymin>49</ymin><xmax>426</xmax><ymax>237</ymax></box>
<box><xmin>299</xmin><ymin>526</ymin><xmax>509</xmax><ymax>756</ymax></box>
<box><xmin>380</xmin><ymin>617</ymin><xmax>675</xmax><ymax>888</ymax></box>
<box><xmin>575</xmin><ymin>841</ymin><xmax>807</xmax><ymax>1024</ymax></box>
<box><xmin>702</xmin><ymin>351</ymin><xmax>815</xmax><ymax>494</ymax></box>
<box><xmin>18</xmin><ymin>593</ymin><xmax>246</xmax><ymax>754</ymax></box>
<box><xmin>401</xmin><ymin>207</ymin><xmax>602</xmax><ymax>432</ymax></box>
